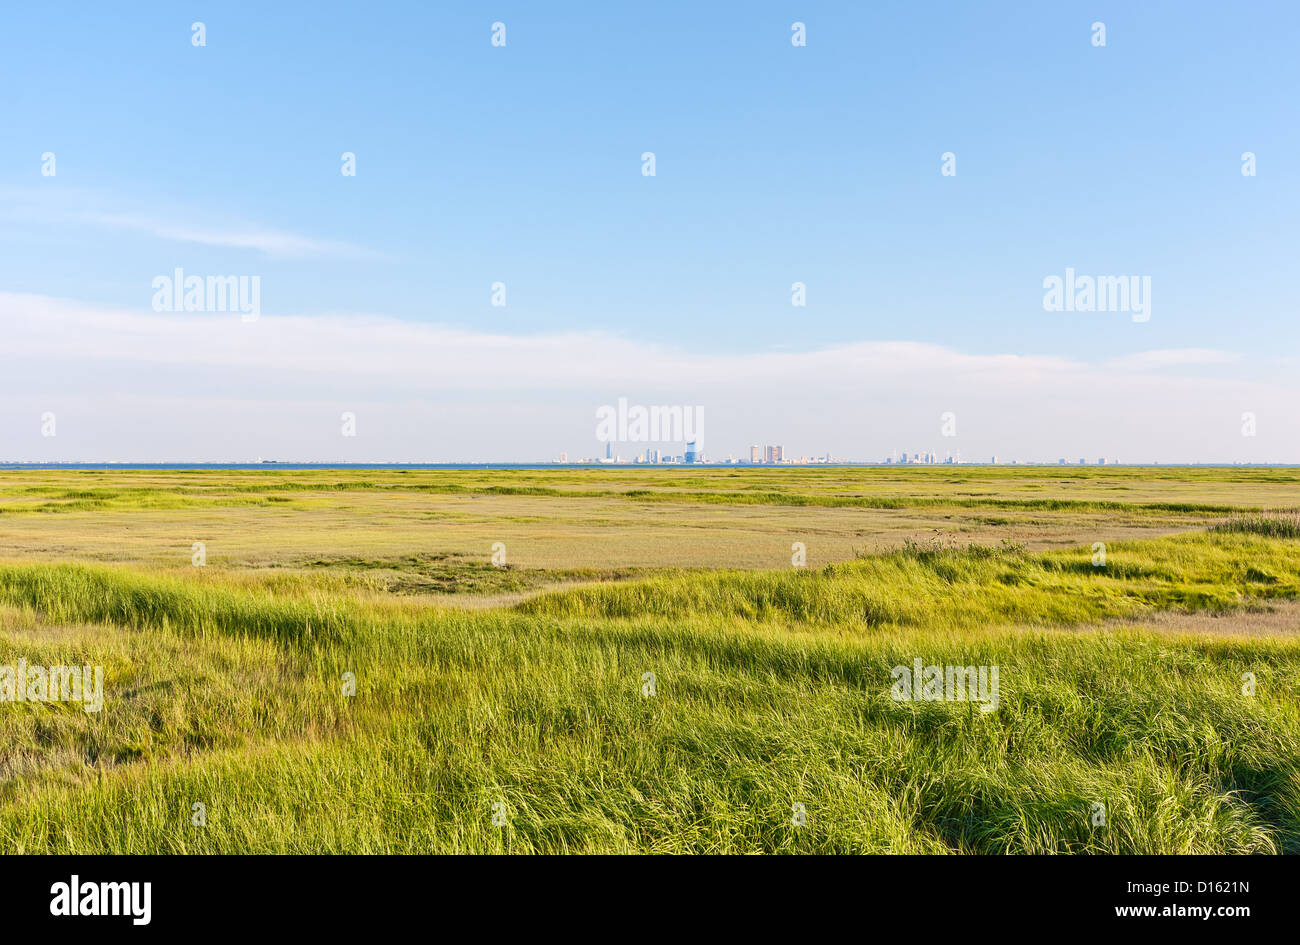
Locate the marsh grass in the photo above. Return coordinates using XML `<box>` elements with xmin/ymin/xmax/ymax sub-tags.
<box><xmin>1</xmin><ymin>526</ymin><xmax>1299</xmax><ymax>853</ymax></box>
<box><xmin>1213</xmin><ymin>512</ymin><xmax>1300</xmax><ymax>539</ymax></box>
<box><xmin>285</xmin><ymin>553</ymin><xmax>641</xmax><ymax>596</ymax></box>
<box><xmin>518</xmin><ymin>532</ymin><xmax>1300</xmax><ymax>627</ymax></box>
<box><xmin>0</xmin><ymin>467</ymin><xmax>1282</xmax><ymax>517</ymax></box>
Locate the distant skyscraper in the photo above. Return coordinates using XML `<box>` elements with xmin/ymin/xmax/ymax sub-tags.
<box><xmin>749</xmin><ymin>445</ymin><xmax>761</xmax><ymax>464</ymax></box>
<box><xmin>605</xmin><ymin>442</ymin><xmax>612</xmax><ymax>460</ymax></box>
<box><xmin>685</xmin><ymin>441</ymin><xmax>699</xmax><ymax>464</ymax></box>
<box><xmin>765</xmin><ymin>445</ymin><xmax>784</xmax><ymax>463</ymax></box>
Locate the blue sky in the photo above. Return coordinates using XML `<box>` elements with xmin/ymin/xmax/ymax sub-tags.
<box><xmin>1</xmin><ymin>1</ymin><xmax>1298</xmax><ymax>461</ymax></box>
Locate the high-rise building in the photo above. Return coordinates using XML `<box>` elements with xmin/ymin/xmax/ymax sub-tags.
<box><xmin>765</xmin><ymin>445</ymin><xmax>784</xmax><ymax>463</ymax></box>
<box><xmin>685</xmin><ymin>441</ymin><xmax>699</xmax><ymax>464</ymax></box>
<box><xmin>605</xmin><ymin>442</ymin><xmax>612</xmax><ymax>460</ymax></box>
<box><xmin>749</xmin><ymin>445</ymin><xmax>761</xmax><ymax>464</ymax></box>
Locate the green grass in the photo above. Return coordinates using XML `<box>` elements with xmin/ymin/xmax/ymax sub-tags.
<box><xmin>5</xmin><ymin>464</ymin><xmax>1299</xmax><ymax>518</ymax></box>
<box><xmin>620</xmin><ymin>488</ymin><xmax>1245</xmax><ymax>514</ymax></box>
<box><xmin>518</xmin><ymin>532</ymin><xmax>1300</xmax><ymax>627</ymax></box>
<box><xmin>1213</xmin><ymin>512</ymin><xmax>1300</xmax><ymax>539</ymax></box>
<box><xmin>2</xmin><ymin>526</ymin><xmax>1298</xmax><ymax>853</ymax></box>
<box><xmin>0</xmin><ymin>481</ymin><xmax>1256</xmax><ymax>517</ymax></box>
<box><xmin>5</xmin><ymin>465</ymin><xmax>1297</xmax><ymax>576</ymax></box>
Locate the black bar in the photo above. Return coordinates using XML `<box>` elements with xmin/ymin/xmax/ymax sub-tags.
<box><xmin>0</xmin><ymin>854</ymin><xmax>1279</xmax><ymax>932</ymax></box>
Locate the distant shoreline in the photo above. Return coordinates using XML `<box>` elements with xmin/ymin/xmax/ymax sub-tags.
<box><xmin>2</xmin><ymin>463</ymin><xmax>1297</xmax><ymax>471</ymax></box>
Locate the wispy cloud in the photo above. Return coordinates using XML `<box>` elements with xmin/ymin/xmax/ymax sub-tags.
<box><xmin>0</xmin><ymin>189</ymin><xmax>380</xmax><ymax>260</ymax></box>
<box><xmin>78</xmin><ymin>212</ymin><xmax>379</xmax><ymax>259</ymax></box>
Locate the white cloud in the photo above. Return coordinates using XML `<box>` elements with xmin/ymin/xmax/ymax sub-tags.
<box><xmin>0</xmin><ymin>292</ymin><xmax>1293</xmax><ymax>463</ymax></box>
<box><xmin>1106</xmin><ymin>349</ymin><xmax>1242</xmax><ymax>370</ymax></box>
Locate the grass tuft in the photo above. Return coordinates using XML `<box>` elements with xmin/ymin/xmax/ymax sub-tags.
<box><xmin>1212</xmin><ymin>512</ymin><xmax>1300</xmax><ymax>539</ymax></box>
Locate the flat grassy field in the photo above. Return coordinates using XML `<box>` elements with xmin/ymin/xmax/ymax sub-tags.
<box><xmin>1</xmin><ymin>466</ymin><xmax>1298</xmax><ymax>853</ymax></box>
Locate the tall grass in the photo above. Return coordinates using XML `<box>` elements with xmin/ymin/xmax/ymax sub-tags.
<box><xmin>1212</xmin><ymin>512</ymin><xmax>1300</xmax><ymax>539</ymax></box>
<box><xmin>518</xmin><ymin>532</ymin><xmax>1300</xmax><ymax>627</ymax></box>
<box><xmin>0</xmin><ymin>563</ymin><xmax>368</xmax><ymax>647</ymax></box>
<box><xmin>1</xmin><ymin>529</ymin><xmax>1298</xmax><ymax>853</ymax></box>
